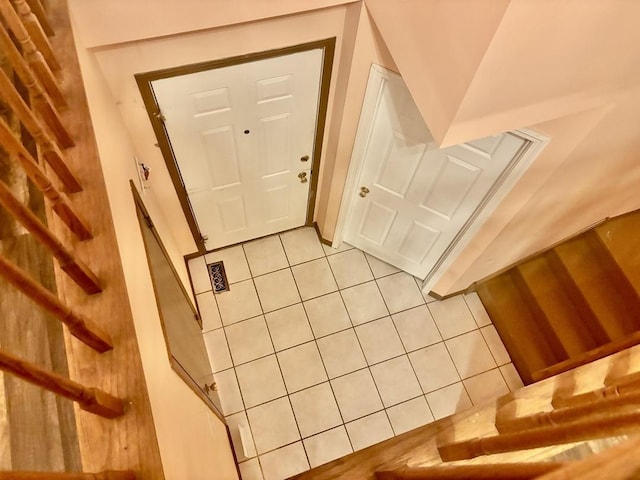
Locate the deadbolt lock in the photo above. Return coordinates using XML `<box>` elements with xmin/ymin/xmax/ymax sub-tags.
<box><xmin>359</xmin><ymin>186</ymin><xmax>370</xmax><ymax>198</ymax></box>
<box><xmin>298</xmin><ymin>172</ymin><xmax>308</xmax><ymax>183</ymax></box>
<box><xmin>300</xmin><ymin>155</ymin><xmax>310</xmax><ymax>162</ymax></box>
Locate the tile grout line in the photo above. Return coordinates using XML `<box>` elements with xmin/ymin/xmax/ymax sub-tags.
<box><xmin>367</xmin><ymin>262</ymin><xmax>435</xmax><ymax>429</ymax></box>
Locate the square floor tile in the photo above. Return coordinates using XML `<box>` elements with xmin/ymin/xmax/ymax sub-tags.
<box><xmin>291</xmin><ymin>258</ymin><xmax>338</xmax><ymax>300</ymax></box>
<box><xmin>216</xmin><ymin>279</ymin><xmax>263</xmax><ymax>325</ymax></box>
<box><xmin>317</xmin><ymin>329</ymin><xmax>367</xmax><ymax>378</ymax></box>
<box><xmin>340</xmin><ymin>281</ymin><xmax>389</xmax><ymax>326</ymax></box>
<box><xmin>464</xmin><ymin>369</ymin><xmax>509</xmax><ymax>405</ymax></box>
<box><xmin>377</xmin><ymin>272</ymin><xmax>425</xmax><ymax>314</ymax></box>
<box><xmin>345</xmin><ymin>411</ymin><xmax>393</xmax><ymax>451</ymax></box>
<box><xmin>409</xmin><ymin>343</ymin><xmax>460</xmax><ymax>393</ymax></box>
<box><xmin>464</xmin><ymin>292</ymin><xmax>492</xmax><ymax>327</ymax></box>
<box><xmin>365</xmin><ymin>253</ymin><xmax>400</xmax><ymax>278</ymax></box>
<box><xmin>355</xmin><ymin>317</ymin><xmax>405</xmax><ymax>365</ymax></box>
<box><xmin>243</xmin><ymin>235</ymin><xmax>289</xmax><ymax>277</ymax></box>
<box><xmin>392</xmin><ymin>305</ymin><xmax>442</xmax><ymax>352</ymax></box>
<box><xmin>370</xmin><ymin>356</ymin><xmax>422</xmax><ymax>407</ymax></box>
<box><xmin>445</xmin><ymin>330</ymin><xmax>496</xmax><ymax>379</ymax></box>
<box><xmin>247</xmin><ymin>397</ymin><xmax>300</xmax><ymax>454</ymax></box>
<box><xmin>260</xmin><ymin>442</ymin><xmax>309</xmax><ymax>480</ymax></box>
<box><xmin>500</xmin><ymin>363</ymin><xmax>524</xmax><ymax>392</ymax></box>
<box><xmin>203</xmin><ymin>329</ymin><xmax>232</xmax><ymax>373</ymax></box>
<box><xmin>331</xmin><ymin>368</ymin><xmax>383</xmax><ymax>422</ymax></box>
<box><xmin>280</xmin><ymin>227</ymin><xmax>325</xmax><ymax>265</ymax></box>
<box><xmin>225</xmin><ymin>316</ymin><xmax>274</xmax><ymax>365</ymax></box>
<box><xmin>254</xmin><ymin>269</ymin><xmax>301</xmax><ymax>313</ymax></box>
<box><xmin>290</xmin><ymin>382</ymin><xmax>342</xmax><ymax>438</ymax></box>
<box><xmin>303</xmin><ymin>426</ymin><xmax>353</xmax><ymax>468</ymax></box>
<box><xmin>213</xmin><ymin>368</ymin><xmax>244</xmax><ymax>415</ymax></box>
<box><xmin>239</xmin><ymin>458</ymin><xmax>263</xmax><ymax>480</ymax></box>
<box><xmin>235</xmin><ymin>355</ymin><xmax>286</xmax><ymax>408</ymax></box>
<box><xmin>196</xmin><ymin>291</ymin><xmax>222</xmax><ymax>332</ymax></box>
<box><xmin>205</xmin><ymin>245</ymin><xmax>251</xmax><ymax>284</ymax></box>
<box><xmin>226</xmin><ymin>411</ymin><xmax>257</xmax><ymax>461</ymax></box>
<box><xmin>428</xmin><ymin>296</ymin><xmax>478</xmax><ymax>339</ymax></box>
<box><xmin>323</xmin><ymin>241</ymin><xmax>354</xmax><ymax>256</ymax></box>
<box><xmin>481</xmin><ymin>325</ymin><xmax>511</xmax><ymax>366</ymax></box>
<box><xmin>425</xmin><ymin>382</ymin><xmax>473</xmax><ymax>420</ymax></box>
<box><xmin>327</xmin><ymin>249</ymin><xmax>373</xmax><ymax>289</ymax></box>
<box><xmin>188</xmin><ymin>256</ymin><xmax>211</xmax><ymax>294</ymax></box>
<box><xmin>304</xmin><ymin>292</ymin><xmax>352</xmax><ymax>338</ymax></box>
<box><xmin>277</xmin><ymin>342</ymin><xmax>327</xmax><ymax>393</ymax></box>
<box><xmin>386</xmin><ymin>396</ymin><xmax>434</xmax><ymax>434</ymax></box>
<box><xmin>265</xmin><ymin>303</ymin><xmax>313</xmax><ymax>351</ymax></box>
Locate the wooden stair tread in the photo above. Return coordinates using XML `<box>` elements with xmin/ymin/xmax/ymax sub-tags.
<box><xmin>595</xmin><ymin>213</ymin><xmax>640</xmax><ymax>296</ymax></box>
<box><xmin>517</xmin><ymin>257</ymin><xmax>600</xmax><ymax>356</ymax></box>
<box><xmin>553</xmin><ymin>232</ymin><xmax>640</xmax><ymax>339</ymax></box>
<box><xmin>531</xmin><ymin>331</ymin><xmax>640</xmax><ymax>382</ymax></box>
<box><xmin>476</xmin><ymin>274</ymin><xmax>563</xmax><ymax>384</ymax></box>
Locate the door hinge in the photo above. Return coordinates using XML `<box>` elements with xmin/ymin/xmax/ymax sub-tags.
<box><xmin>200</xmin><ymin>234</ymin><xmax>209</xmax><ymax>245</ymax></box>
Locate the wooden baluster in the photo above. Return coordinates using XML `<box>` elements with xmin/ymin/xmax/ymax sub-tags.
<box><xmin>552</xmin><ymin>371</ymin><xmax>640</xmax><ymax>408</ymax></box>
<box><xmin>437</xmin><ymin>409</ymin><xmax>640</xmax><ymax>461</ymax></box>
<box><xmin>0</xmin><ymin>116</ymin><xmax>91</xmax><ymax>239</ymax></box>
<box><xmin>0</xmin><ymin>252</ymin><xmax>112</xmax><ymax>352</ymax></box>
<box><xmin>0</xmin><ymin>180</ymin><xmax>101</xmax><ymax>293</ymax></box>
<box><xmin>375</xmin><ymin>463</ymin><xmax>566</xmax><ymax>479</ymax></box>
<box><xmin>11</xmin><ymin>0</ymin><xmax>60</xmax><ymax>71</ymax></box>
<box><xmin>496</xmin><ymin>389</ymin><xmax>640</xmax><ymax>433</ymax></box>
<box><xmin>0</xmin><ymin>20</ymin><xmax>73</xmax><ymax>147</ymax></box>
<box><xmin>25</xmin><ymin>0</ymin><xmax>53</xmax><ymax>36</ymax></box>
<box><xmin>0</xmin><ymin>472</ymin><xmax>135</xmax><ymax>480</ymax></box>
<box><xmin>0</xmin><ymin>0</ymin><xmax>65</xmax><ymax>107</ymax></box>
<box><xmin>0</xmin><ymin>65</ymin><xmax>81</xmax><ymax>192</ymax></box>
<box><xmin>0</xmin><ymin>348</ymin><xmax>124</xmax><ymax>418</ymax></box>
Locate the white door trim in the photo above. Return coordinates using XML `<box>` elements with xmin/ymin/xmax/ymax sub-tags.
<box><xmin>332</xmin><ymin>65</ymin><xmax>550</xmax><ymax>292</ymax></box>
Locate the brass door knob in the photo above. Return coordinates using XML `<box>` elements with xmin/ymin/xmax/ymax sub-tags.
<box><xmin>300</xmin><ymin>155</ymin><xmax>310</xmax><ymax>162</ymax></box>
<box><xmin>359</xmin><ymin>186</ymin><xmax>370</xmax><ymax>197</ymax></box>
<box><xmin>298</xmin><ymin>172</ymin><xmax>308</xmax><ymax>183</ymax></box>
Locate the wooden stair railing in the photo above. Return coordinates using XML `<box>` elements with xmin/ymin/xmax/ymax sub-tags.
<box><xmin>376</xmin><ymin>463</ymin><xmax>566</xmax><ymax>479</ymax></box>
<box><xmin>552</xmin><ymin>371</ymin><xmax>640</xmax><ymax>409</ymax></box>
<box><xmin>0</xmin><ymin>471</ymin><xmax>136</xmax><ymax>479</ymax></box>
<box><xmin>0</xmin><ymin>349</ymin><xmax>124</xmax><ymax>418</ymax></box>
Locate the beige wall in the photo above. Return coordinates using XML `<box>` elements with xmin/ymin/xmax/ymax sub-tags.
<box><xmin>70</xmin><ymin>0</ymin><xmax>358</xmax><ymax>47</ymax></box>
<box><xmin>69</xmin><ymin>13</ymin><xmax>239</xmax><ymax>480</ymax></box>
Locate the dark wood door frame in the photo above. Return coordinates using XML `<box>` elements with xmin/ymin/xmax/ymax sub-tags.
<box><xmin>136</xmin><ymin>38</ymin><xmax>336</xmax><ymax>254</ymax></box>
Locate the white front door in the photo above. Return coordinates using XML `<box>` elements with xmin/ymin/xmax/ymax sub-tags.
<box><xmin>344</xmin><ymin>69</ymin><xmax>527</xmax><ymax>279</ymax></box>
<box><xmin>151</xmin><ymin>49</ymin><xmax>323</xmax><ymax>250</ymax></box>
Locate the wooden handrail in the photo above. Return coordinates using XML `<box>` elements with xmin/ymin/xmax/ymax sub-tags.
<box><xmin>11</xmin><ymin>0</ymin><xmax>60</xmax><ymax>70</ymax></box>
<box><xmin>0</xmin><ymin>65</ymin><xmax>81</xmax><ymax>192</ymax></box>
<box><xmin>0</xmin><ymin>116</ymin><xmax>91</xmax><ymax>239</ymax></box>
<box><xmin>496</xmin><ymin>389</ymin><xmax>640</xmax><ymax>433</ymax></box>
<box><xmin>0</xmin><ymin>252</ymin><xmax>112</xmax><ymax>352</ymax></box>
<box><xmin>0</xmin><ymin>0</ymin><xmax>65</xmax><ymax>107</ymax></box>
<box><xmin>0</xmin><ymin>473</ymin><xmax>135</xmax><ymax>480</ymax></box>
<box><xmin>0</xmin><ymin>348</ymin><xmax>124</xmax><ymax>418</ymax></box>
<box><xmin>0</xmin><ymin>179</ymin><xmax>101</xmax><ymax>293</ymax></box>
<box><xmin>552</xmin><ymin>371</ymin><xmax>640</xmax><ymax>408</ymax></box>
<box><xmin>376</xmin><ymin>463</ymin><xmax>566</xmax><ymax>479</ymax></box>
<box><xmin>438</xmin><ymin>409</ymin><xmax>640</xmax><ymax>461</ymax></box>
<box><xmin>0</xmin><ymin>17</ymin><xmax>73</xmax><ymax>147</ymax></box>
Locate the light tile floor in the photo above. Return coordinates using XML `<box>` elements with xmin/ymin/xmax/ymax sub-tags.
<box><xmin>189</xmin><ymin>227</ymin><xmax>523</xmax><ymax>480</ymax></box>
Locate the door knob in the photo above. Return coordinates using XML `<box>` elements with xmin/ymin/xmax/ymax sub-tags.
<box><xmin>300</xmin><ymin>155</ymin><xmax>310</xmax><ymax>162</ymax></box>
<box><xmin>359</xmin><ymin>186</ymin><xmax>370</xmax><ymax>197</ymax></box>
<box><xmin>298</xmin><ymin>172</ymin><xmax>308</xmax><ymax>183</ymax></box>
